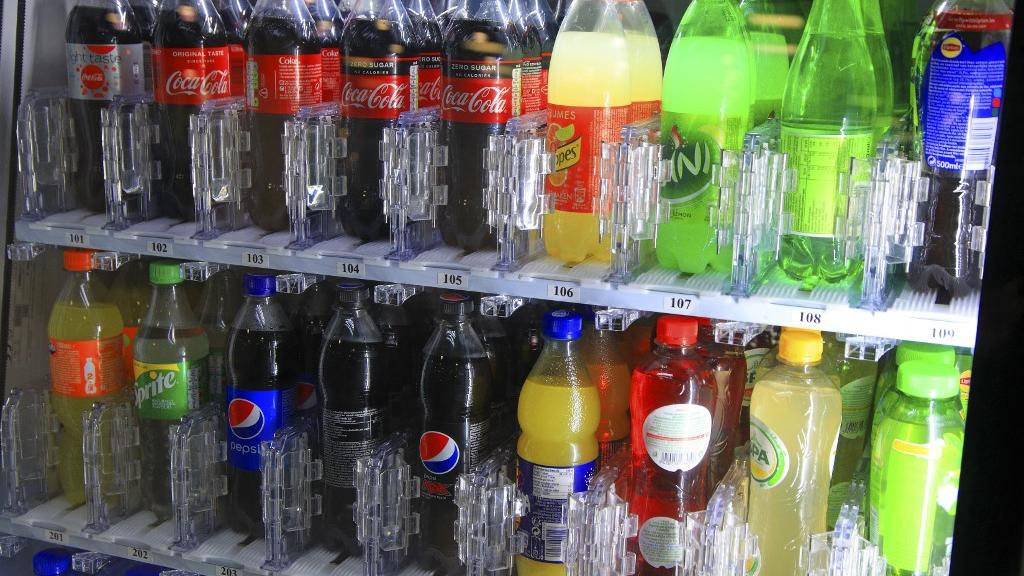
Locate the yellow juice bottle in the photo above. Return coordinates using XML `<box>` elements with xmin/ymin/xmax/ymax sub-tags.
<box><xmin>620</xmin><ymin>0</ymin><xmax>663</xmax><ymax>122</ymax></box>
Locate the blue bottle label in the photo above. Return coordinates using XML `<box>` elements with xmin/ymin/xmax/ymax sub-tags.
<box><xmin>517</xmin><ymin>457</ymin><xmax>598</xmax><ymax>563</ymax></box>
<box><xmin>226</xmin><ymin>385</ymin><xmax>293</xmax><ymax>471</ymax></box>
<box><xmin>922</xmin><ymin>33</ymin><xmax>1006</xmax><ymax>172</ymax></box>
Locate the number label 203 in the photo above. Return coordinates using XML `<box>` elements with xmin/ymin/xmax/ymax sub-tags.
<box><xmin>217</xmin><ymin>567</ymin><xmax>240</xmax><ymax>576</ymax></box>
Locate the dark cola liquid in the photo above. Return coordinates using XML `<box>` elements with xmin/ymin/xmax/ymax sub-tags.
<box><xmin>154</xmin><ymin>7</ymin><xmax>227</xmax><ymax>220</ymax></box>
<box><xmin>217</xmin><ymin>0</ymin><xmax>252</xmax><ymax>98</ymax></box>
<box><xmin>506</xmin><ymin>300</ymin><xmax>546</xmax><ymax>393</ymax></box>
<box><xmin>409</xmin><ymin>10</ymin><xmax>442</xmax><ymax>109</ymax></box>
<box><xmin>307</xmin><ymin>0</ymin><xmax>343</xmax><ymax>102</ymax></box>
<box><xmin>65</xmin><ymin>6</ymin><xmax>143</xmax><ymax>213</ymax></box>
<box><xmin>473</xmin><ymin>315</ymin><xmax>514</xmax><ymax>445</ymax></box>
<box><xmin>376</xmin><ymin>303</ymin><xmax>419</xmax><ymax>431</ymax></box>
<box><xmin>246</xmin><ymin>15</ymin><xmax>321</xmax><ymax>232</ymax></box>
<box><xmin>130</xmin><ymin>0</ymin><xmax>158</xmax><ymax>42</ymax></box>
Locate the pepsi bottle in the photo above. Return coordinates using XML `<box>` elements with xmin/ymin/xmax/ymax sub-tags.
<box><xmin>418</xmin><ymin>292</ymin><xmax>492</xmax><ymax>570</ymax></box>
<box><xmin>305</xmin><ymin>0</ymin><xmax>344</xmax><ymax>102</ymax></box>
<box><xmin>318</xmin><ymin>282</ymin><xmax>388</xmax><ymax>553</ymax></box>
<box><xmin>214</xmin><ymin>0</ymin><xmax>253</xmax><ymax>97</ymax></box>
<box><xmin>472</xmin><ymin>304</ymin><xmax>514</xmax><ymax>444</ymax></box>
<box><xmin>375</xmin><ymin>297</ymin><xmax>418</xmax><ymax>431</ymax></box>
<box><xmin>226</xmin><ymin>273</ymin><xmax>299</xmax><ymax>538</ymax></box>
<box><xmin>294</xmin><ymin>281</ymin><xmax>336</xmax><ymax>446</ymax></box>
<box><xmin>406</xmin><ymin>0</ymin><xmax>443</xmax><ymax>109</ymax></box>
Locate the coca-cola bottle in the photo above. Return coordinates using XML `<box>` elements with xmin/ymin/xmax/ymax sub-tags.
<box><xmin>306</xmin><ymin>0</ymin><xmax>344</xmax><ymax>102</ymax></box>
<box><xmin>439</xmin><ymin>0</ymin><xmax>524</xmax><ymax>252</ymax></box>
<box><xmin>153</xmin><ymin>0</ymin><xmax>231</xmax><ymax>221</ymax></box>
<box><xmin>66</xmin><ymin>0</ymin><xmax>147</xmax><ymax>213</ymax></box>
<box><xmin>245</xmin><ymin>0</ymin><xmax>322</xmax><ymax>232</ymax></box>
<box><xmin>339</xmin><ymin>0</ymin><xmax>419</xmax><ymax>241</ymax></box>
<box><xmin>406</xmin><ymin>0</ymin><xmax>443</xmax><ymax>109</ymax></box>
<box><xmin>338</xmin><ymin>0</ymin><xmax>355</xmax><ymax>19</ymax></box>
<box><xmin>509</xmin><ymin>0</ymin><xmax>540</xmax><ymax>114</ymax></box>
<box><xmin>214</xmin><ymin>0</ymin><xmax>252</xmax><ymax>97</ymax></box>
<box><xmin>131</xmin><ymin>0</ymin><xmax>161</xmax><ymax>40</ymax></box>
<box><xmin>525</xmin><ymin>0</ymin><xmax>555</xmax><ymax>110</ymax></box>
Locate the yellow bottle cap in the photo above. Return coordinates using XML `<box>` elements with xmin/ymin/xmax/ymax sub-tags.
<box><xmin>778</xmin><ymin>328</ymin><xmax>823</xmax><ymax>364</ymax></box>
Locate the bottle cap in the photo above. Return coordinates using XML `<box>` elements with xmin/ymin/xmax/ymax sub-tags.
<box><xmin>896</xmin><ymin>360</ymin><xmax>960</xmax><ymax>399</ymax></box>
<box><xmin>244</xmin><ymin>273</ymin><xmax>277</xmax><ymax>297</ymax></box>
<box><xmin>778</xmin><ymin>328</ymin><xmax>823</xmax><ymax>364</ymax></box>
<box><xmin>149</xmin><ymin>260</ymin><xmax>183</xmax><ymax>285</ymax></box>
<box><xmin>655</xmin><ymin>315</ymin><xmax>698</xmax><ymax>346</ymax></box>
<box><xmin>336</xmin><ymin>280</ymin><xmax>370</xmax><ymax>305</ymax></box>
<box><xmin>543</xmin><ymin>309</ymin><xmax>583</xmax><ymax>340</ymax></box>
<box><xmin>32</xmin><ymin>548</ymin><xmax>72</xmax><ymax>576</ymax></box>
<box><xmin>439</xmin><ymin>292</ymin><xmax>474</xmax><ymax>317</ymax></box>
<box><xmin>895</xmin><ymin>342</ymin><xmax>955</xmax><ymax>366</ymax></box>
<box><xmin>62</xmin><ymin>249</ymin><xmax>94</xmax><ymax>272</ymax></box>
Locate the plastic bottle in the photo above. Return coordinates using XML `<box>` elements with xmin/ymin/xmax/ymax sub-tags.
<box><xmin>245</xmin><ymin>0</ymin><xmax>322</xmax><ymax>232</ymax></box>
<box><xmin>525</xmin><ymin>0</ymin><xmax>557</xmax><ymax>110</ymax></box>
<box><xmin>510</xmin><ymin>0</ymin><xmax>542</xmax><ymax>114</ymax></box>
<box><xmin>130</xmin><ymin>0</ymin><xmax>160</xmax><ymax>92</ymax></box>
<box><xmin>214</xmin><ymin>0</ymin><xmax>252</xmax><ymax>97</ymax></box>
<box><xmin>306</xmin><ymin>0</ymin><xmax>343</xmax><ymax>102</ymax></box>
<box><xmin>319</xmin><ymin>282</ymin><xmax>388</xmax><ymax>553</ymax></box>
<box><xmin>133</xmin><ymin>260</ymin><xmax>210</xmax><ymax>521</ymax></box>
<box><xmin>294</xmin><ymin>281</ymin><xmax>336</xmax><ymax>424</ymax></box>
<box><xmin>516</xmin><ymin>310</ymin><xmax>599</xmax><ymax>576</ymax></box>
<box><xmin>871</xmin><ymin>361</ymin><xmax>964</xmax><ymax>575</ymax></box>
<box><xmin>417</xmin><ymin>293</ymin><xmax>492</xmax><ymax>569</ymax></box>
<box><xmin>739</xmin><ymin>0</ymin><xmax>790</xmax><ymax>124</ymax></box>
<box><xmin>656</xmin><ymin>0</ymin><xmax>754</xmax><ymax>275</ymax></box>
<box><xmin>543</xmin><ymin>0</ymin><xmax>629</xmax><ymax>265</ymax></box>
<box><xmin>197</xmin><ymin>268</ymin><xmax>243</xmax><ymax>405</ymax></box>
<box><xmin>472</xmin><ymin>306</ymin><xmax>515</xmax><ymax>445</ymax></box>
<box><xmin>406</xmin><ymin>0</ymin><xmax>444</xmax><ymax>109</ymax></box>
<box><xmin>109</xmin><ymin>259</ymin><xmax>150</xmax><ymax>388</ymax></box>
<box><xmin>48</xmin><ymin>249</ymin><xmax>125</xmax><ymax>506</ymax></box>
<box><xmin>580</xmin><ymin>310</ymin><xmax>631</xmax><ymax>460</ymax></box>
<box><xmin>696</xmin><ymin>318</ymin><xmax>746</xmax><ymax>491</ymax></box>
<box><xmin>375</xmin><ymin>296</ymin><xmax>418</xmax><ymax>430</ymax></box>
<box><xmin>747</xmin><ymin>328</ymin><xmax>841</xmax><ymax>576</ymax></box>
<box><xmin>955</xmin><ymin>348</ymin><xmax>972</xmax><ymax>421</ymax></box>
<box><xmin>738</xmin><ymin>328</ymin><xmax>774</xmax><ymax>446</ymax></box>
<box><xmin>226</xmin><ymin>273</ymin><xmax>299</xmax><ymax>537</ymax></box>
<box><xmin>505</xmin><ymin>299</ymin><xmax>548</xmax><ymax>391</ymax></box>
<box><xmin>862</xmin><ymin>0</ymin><xmax>894</xmax><ymax>141</ymax></box>
<box><xmin>622</xmin><ymin>313</ymin><xmax>655</xmax><ymax>368</ymax></box>
<box><xmin>879</xmin><ymin>0</ymin><xmax>916</xmax><ymax>121</ymax></box>
<box><xmin>619</xmin><ymin>0</ymin><xmax>662</xmax><ymax>122</ymax></box>
<box><xmin>777</xmin><ymin>0</ymin><xmax>877</xmax><ymax>287</ymax></box>
<box><xmin>629</xmin><ymin>316</ymin><xmax>716</xmax><ymax>574</ymax></box>
<box><xmin>66</xmin><ymin>0</ymin><xmax>146</xmax><ymax>213</ymax></box>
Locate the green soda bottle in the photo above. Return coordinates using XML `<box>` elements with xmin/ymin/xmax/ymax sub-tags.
<box><xmin>656</xmin><ymin>0</ymin><xmax>754</xmax><ymax>275</ymax></box>
<box><xmin>777</xmin><ymin>0</ymin><xmax>877</xmax><ymax>287</ymax></box>
<box><xmin>863</xmin><ymin>0</ymin><xmax>895</xmax><ymax>140</ymax></box>
<box><xmin>133</xmin><ymin>261</ymin><xmax>210</xmax><ymax>521</ymax></box>
<box><xmin>879</xmin><ymin>0</ymin><xmax>919</xmax><ymax>121</ymax></box>
<box><xmin>871</xmin><ymin>361</ymin><xmax>963</xmax><ymax>574</ymax></box>
<box><xmin>739</xmin><ymin>0</ymin><xmax>791</xmax><ymax>123</ymax></box>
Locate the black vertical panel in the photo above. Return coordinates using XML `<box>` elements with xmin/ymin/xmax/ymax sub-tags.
<box><xmin>951</xmin><ymin>3</ymin><xmax>1024</xmax><ymax>575</ymax></box>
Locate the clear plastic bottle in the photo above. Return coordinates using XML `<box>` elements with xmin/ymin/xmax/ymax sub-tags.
<box><xmin>862</xmin><ymin>0</ymin><xmax>895</xmax><ymax>140</ymax></box>
<box><xmin>619</xmin><ymin>0</ymin><xmax>662</xmax><ymax>122</ymax></box>
<box><xmin>739</xmin><ymin>0</ymin><xmax>791</xmax><ymax>124</ymax></box>
<box><xmin>696</xmin><ymin>318</ymin><xmax>746</xmax><ymax>491</ymax></box>
<box><xmin>580</xmin><ymin>309</ymin><xmax>631</xmax><ymax>460</ymax></box>
<box><xmin>197</xmin><ymin>268</ymin><xmax>243</xmax><ymax>405</ymax></box>
<box><xmin>109</xmin><ymin>259</ymin><xmax>150</xmax><ymax>387</ymax></box>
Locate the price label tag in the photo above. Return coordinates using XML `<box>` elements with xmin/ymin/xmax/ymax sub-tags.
<box><xmin>927</xmin><ymin>324</ymin><xmax>958</xmax><ymax>342</ymax></box>
<box><xmin>437</xmin><ymin>270</ymin><xmax>468</xmax><ymax>289</ymax></box>
<box><xmin>792</xmin><ymin>309</ymin><xmax>825</xmax><ymax>326</ymax></box>
<box><xmin>65</xmin><ymin>232</ymin><xmax>88</xmax><ymax>246</ymax></box>
<box><xmin>145</xmin><ymin>240</ymin><xmax>173</xmax><ymax>256</ymax></box>
<box><xmin>216</xmin><ymin>566</ymin><xmax>240</xmax><ymax>576</ymax></box>
<box><xmin>547</xmin><ymin>282</ymin><xmax>580</xmax><ymax>302</ymax></box>
<box><xmin>663</xmin><ymin>295</ymin><xmax>699</xmax><ymax>313</ymax></box>
<box><xmin>129</xmin><ymin>547</ymin><xmax>151</xmax><ymax>561</ymax></box>
<box><xmin>336</xmin><ymin>261</ymin><xmax>365</xmax><ymax>278</ymax></box>
<box><xmin>45</xmin><ymin>529</ymin><xmax>66</xmax><ymax>543</ymax></box>
<box><xmin>242</xmin><ymin>251</ymin><xmax>270</xmax><ymax>268</ymax></box>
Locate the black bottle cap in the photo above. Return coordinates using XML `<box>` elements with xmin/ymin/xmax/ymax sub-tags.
<box><xmin>336</xmin><ymin>280</ymin><xmax>370</xmax><ymax>305</ymax></box>
<box><xmin>439</xmin><ymin>292</ymin><xmax>474</xmax><ymax>317</ymax></box>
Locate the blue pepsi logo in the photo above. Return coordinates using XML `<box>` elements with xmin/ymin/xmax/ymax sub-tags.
<box><xmin>228</xmin><ymin>398</ymin><xmax>265</xmax><ymax>440</ymax></box>
<box><xmin>419</xmin><ymin>431</ymin><xmax>460</xmax><ymax>475</ymax></box>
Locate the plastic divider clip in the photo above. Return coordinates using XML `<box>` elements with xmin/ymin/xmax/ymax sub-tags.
<box><xmin>564</xmin><ymin>459</ymin><xmax>637</xmax><ymax>576</ymax></box>
<box><xmin>191</xmin><ymin>97</ymin><xmax>251</xmax><ymax>239</ymax></box>
<box><xmin>82</xmin><ymin>398</ymin><xmax>142</xmax><ymax>534</ymax></box>
<box><xmin>353</xmin><ymin>433</ymin><xmax>421</xmax><ymax>576</ymax></box>
<box><xmin>479</xmin><ymin>295</ymin><xmax>525</xmax><ymax>318</ymax></box>
<box><xmin>275</xmin><ymin>273</ymin><xmax>325</xmax><ymax>295</ymax></box>
<box><xmin>373</xmin><ymin>283</ymin><xmax>420</xmax><ymax>306</ymax></box>
<box><xmin>71</xmin><ymin>552</ymin><xmax>116</xmax><ymax>574</ymax></box>
<box><xmin>0</xmin><ymin>388</ymin><xmax>60</xmax><ymax>516</ymax></box>
<box><xmin>261</xmin><ymin>416</ymin><xmax>323</xmax><ymax>571</ymax></box>
<box><xmin>90</xmin><ymin>251</ymin><xmax>140</xmax><ymax>272</ymax></box>
<box><xmin>806</xmin><ymin>482</ymin><xmax>885</xmax><ymax>576</ymax></box>
<box><xmin>380</xmin><ymin>106</ymin><xmax>448</xmax><ymax>261</ymax></box>
<box><xmin>485</xmin><ymin>110</ymin><xmax>554</xmax><ymax>271</ymax></box>
<box><xmin>6</xmin><ymin>242</ymin><xmax>48</xmax><ymax>262</ymax></box>
<box><xmin>683</xmin><ymin>453</ymin><xmax>758</xmax><ymax>576</ymax></box>
<box><xmin>170</xmin><ymin>404</ymin><xmax>228</xmax><ymax>552</ymax></box>
<box><xmin>17</xmin><ymin>89</ymin><xmax>77</xmax><ymax>219</ymax></box>
<box><xmin>840</xmin><ymin>334</ymin><xmax>899</xmax><ymax>362</ymax></box>
<box><xmin>0</xmin><ymin>535</ymin><xmax>27</xmax><ymax>558</ymax></box>
<box><xmin>284</xmin><ymin>103</ymin><xmax>347</xmax><ymax>249</ymax></box>
<box><xmin>179</xmin><ymin>261</ymin><xmax>229</xmax><ymax>282</ymax></box>
<box><xmin>594</xmin><ymin>309</ymin><xmax>642</xmax><ymax>332</ymax></box>
<box><xmin>970</xmin><ymin>166</ymin><xmax>996</xmax><ymax>279</ymax></box>
<box><xmin>101</xmin><ymin>94</ymin><xmax>162</xmax><ymax>230</ymax></box>
<box><xmin>713</xmin><ymin>321</ymin><xmax>767</xmax><ymax>348</ymax></box>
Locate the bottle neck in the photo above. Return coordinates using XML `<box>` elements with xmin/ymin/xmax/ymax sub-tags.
<box><xmin>144</xmin><ymin>283</ymin><xmax>198</xmax><ymax>328</ymax></box>
<box><xmin>778</xmin><ymin>356</ymin><xmax>822</xmax><ymax>371</ymax></box>
<box><xmin>543</xmin><ymin>337</ymin><xmax>580</xmax><ymax>357</ymax></box>
<box><xmin>806</xmin><ymin>0</ymin><xmax>867</xmax><ymax>35</ymax></box>
<box><xmin>654</xmin><ymin>340</ymin><xmax>698</xmax><ymax>355</ymax></box>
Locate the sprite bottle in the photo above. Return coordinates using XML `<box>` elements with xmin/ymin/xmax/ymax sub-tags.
<box><xmin>777</xmin><ymin>0</ymin><xmax>877</xmax><ymax>287</ymax></box>
<box><xmin>863</xmin><ymin>0</ymin><xmax>895</xmax><ymax>140</ymax></box>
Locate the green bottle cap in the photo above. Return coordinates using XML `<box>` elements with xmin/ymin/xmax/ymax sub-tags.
<box><xmin>149</xmin><ymin>260</ymin><xmax>183</xmax><ymax>285</ymax></box>
<box><xmin>895</xmin><ymin>342</ymin><xmax>955</xmax><ymax>366</ymax></box>
<box><xmin>896</xmin><ymin>361</ymin><xmax>960</xmax><ymax>399</ymax></box>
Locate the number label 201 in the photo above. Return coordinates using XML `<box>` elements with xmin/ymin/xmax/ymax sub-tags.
<box><xmin>45</xmin><ymin>529</ymin><xmax>65</xmax><ymax>543</ymax></box>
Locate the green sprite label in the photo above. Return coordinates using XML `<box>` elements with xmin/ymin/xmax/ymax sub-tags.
<box><xmin>134</xmin><ymin>359</ymin><xmax>208</xmax><ymax>420</ymax></box>
<box><xmin>749</xmin><ymin>417</ymin><xmax>788</xmax><ymax>489</ymax></box>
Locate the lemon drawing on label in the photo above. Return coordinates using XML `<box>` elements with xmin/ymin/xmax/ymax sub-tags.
<box><xmin>749</xmin><ymin>417</ymin><xmax>788</xmax><ymax>489</ymax></box>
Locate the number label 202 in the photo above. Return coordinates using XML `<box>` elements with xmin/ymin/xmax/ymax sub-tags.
<box><xmin>129</xmin><ymin>547</ymin><xmax>150</xmax><ymax>561</ymax></box>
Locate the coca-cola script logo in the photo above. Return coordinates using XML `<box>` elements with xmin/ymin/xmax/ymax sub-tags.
<box><xmin>442</xmin><ymin>84</ymin><xmax>510</xmax><ymax>116</ymax></box>
<box><xmin>165</xmin><ymin>69</ymin><xmax>230</xmax><ymax>98</ymax></box>
<box><xmin>420</xmin><ymin>74</ymin><xmax>443</xmax><ymax>104</ymax></box>
<box><xmin>81</xmin><ymin>65</ymin><xmax>106</xmax><ymax>90</ymax></box>
<box><xmin>342</xmin><ymin>80</ymin><xmax>407</xmax><ymax>111</ymax></box>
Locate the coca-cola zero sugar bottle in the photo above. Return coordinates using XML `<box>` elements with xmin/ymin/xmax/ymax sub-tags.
<box><xmin>306</xmin><ymin>0</ymin><xmax>344</xmax><ymax>102</ymax></box>
<box><xmin>215</xmin><ymin>0</ymin><xmax>253</xmax><ymax>97</ymax></box>
<box><xmin>509</xmin><ymin>0</ymin><xmax>540</xmax><ymax>113</ymax></box>
<box><xmin>406</xmin><ymin>0</ymin><xmax>443</xmax><ymax>109</ymax></box>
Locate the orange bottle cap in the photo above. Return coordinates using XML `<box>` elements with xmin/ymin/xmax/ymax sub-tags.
<box><xmin>63</xmin><ymin>249</ymin><xmax>94</xmax><ymax>272</ymax></box>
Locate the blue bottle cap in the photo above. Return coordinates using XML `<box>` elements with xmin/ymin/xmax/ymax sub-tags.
<box><xmin>244</xmin><ymin>273</ymin><xmax>277</xmax><ymax>297</ymax></box>
<box><xmin>32</xmin><ymin>548</ymin><xmax>72</xmax><ymax>576</ymax></box>
<box><xmin>543</xmin><ymin>309</ymin><xmax>583</xmax><ymax>340</ymax></box>
<box><xmin>124</xmin><ymin>565</ymin><xmax>169</xmax><ymax>576</ymax></box>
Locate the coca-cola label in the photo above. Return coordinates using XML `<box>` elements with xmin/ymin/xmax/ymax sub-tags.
<box><xmin>153</xmin><ymin>46</ymin><xmax>231</xmax><ymax>105</ymax></box>
<box><xmin>228</xmin><ymin>44</ymin><xmax>246</xmax><ymax>97</ymax></box>
<box><xmin>418</xmin><ymin>52</ymin><xmax>443</xmax><ymax>109</ymax></box>
<box><xmin>521</xmin><ymin>55</ymin><xmax>542</xmax><ymax>114</ymax></box>
<box><xmin>67</xmin><ymin>43</ymin><xmax>146</xmax><ymax>101</ymax></box>
<box><xmin>246</xmin><ymin>53</ymin><xmax>323</xmax><ymax>115</ymax></box>
<box><xmin>442</xmin><ymin>59</ymin><xmax>521</xmax><ymax>124</ymax></box>
<box><xmin>322</xmin><ymin>47</ymin><xmax>342</xmax><ymax>103</ymax></box>
<box><xmin>341</xmin><ymin>56</ymin><xmax>417</xmax><ymax>120</ymax></box>
<box><xmin>547</xmin><ymin>103</ymin><xmax>629</xmax><ymax>213</ymax></box>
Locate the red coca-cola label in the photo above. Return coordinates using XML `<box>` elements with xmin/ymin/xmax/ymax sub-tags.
<box><xmin>418</xmin><ymin>52</ymin><xmax>443</xmax><ymax>109</ymax></box>
<box><xmin>936</xmin><ymin>10</ymin><xmax>1014</xmax><ymax>31</ymax></box>
<box><xmin>341</xmin><ymin>56</ymin><xmax>416</xmax><ymax>120</ymax></box>
<box><xmin>246</xmin><ymin>53</ymin><xmax>322</xmax><ymax>115</ymax></box>
<box><xmin>153</xmin><ymin>46</ymin><xmax>231</xmax><ymax>105</ymax></box>
<box><xmin>322</xmin><ymin>47</ymin><xmax>342</xmax><ymax>102</ymax></box>
<box><xmin>228</xmin><ymin>44</ymin><xmax>246</xmax><ymax>97</ymax></box>
<box><xmin>442</xmin><ymin>59</ymin><xmax>521</xmax><ymax>124</ymax></box>
<box><xmin>521</xmin><ymin>55</ymin><xmax>542</xmax><ymax>114</ymax></box>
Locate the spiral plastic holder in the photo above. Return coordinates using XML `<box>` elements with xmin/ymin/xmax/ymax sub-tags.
<box><xmin>261</xmin><ymin>417</ymin><xmax>324</xmax><ymax>572</ymax></box>
<box><xmin>721</xmin><ymin>119</ymin><xmax>792</xmax><ymax>298</ymax></box>
<box><xmin>380</xmin><ymin>106</ymin><xmax>448</xmax><ymax>261</ymax></box>
<box><xmin>0</xmin><ymin>388</ymin><xmax>60</xmax><ymax>516</ymax></box>
<box><xmin>564</xmin><ymin>461</ymin><xmax>638</xmax><ymax>576</ymax></box>
<box><xmin>191</xmin><ymin>97</ymin><xmax>252</xmax><ymax>239</ymax></box>
<box><xmin>479</xmin><ymin>295</ymin><xmax>525</xmax><ymax>318</ymax></box>
<box><xmin>82</xmin><ymin>399</ymin><xmax>142</xmax><ymax>534</ymax></box>
<box><xmin>90</xmin><ymin>251</ymin><xmax>140</xmax><ymax>272</ymax></box>
<box><xmin>16</xmin><ymin>88</ymin><xmax>77</xmax><ymax>219</ymax></box>
<box><xmin>353</xmin><ymin>433</ymin><xmax>421</xmax><ymax>576</ymax></box>
<box><xmin>453</xmin><ymin>443</ymin><xmax>526</xmax><ymax>575</ymax></box>
<box><xmin>100</xmin><ymin>93</ymin><xmax>162</xmax><ymax>230</ymax></box>
<box><xmin>599</xmin><ymin>114</ymin><xmax>670</xmax><ymax>284</ymax></box>
<box><xmin>484</xmin><ymin>110</ymin><xmax>554</xmax><ymax>272</ymax></box>
<box><xmin>284</xmin><ymin>103</ymin><xmax>348</xmax><ymax>249</ymax></box>
<box><xmin>169</xmin><ymin>404</ymin><xmax>228</xmax><ymax>552</ymax></box>
<box><xmin>274</xmin><ymin>273</ymin><xmax>325</xmax><ymax>295</ymax></box>
<box><xmin>682</xmin><ymin>455</ymin><xmax>757</xmax><ymax>576</ymax></box>
<box><xmin>840</xmin><ymin>334</ymin><xmax>899</xmax><ymax>362</ymax></box>
<box><xmin>806</xmin><ymin>484</ymin><xmax>885</xmax><ymax>576</ymax></box>
<box><xmin>970</xmin><ymin>166</ymin><xmax>996</xmax><ymax>279</ymax></box>
<box><xmin>179</xmin><ymin>261</ymin><xmax>229</xmax><ymax>282</ymax></box>
<box><xmin>71</xmin><ymin>552</ymin><xmax>115</xmax><ymax>574</ymax></box>
<box><xmin>713</xmin><ymin>321</ymin><xmax>767</xmax><ymax>347</ymax></box>
<box><xmin>0</xmin><ymin>534</ymin><xmax>27</xmax><ymax>558</ymax></box>
<box><xmin>594</xmin><ymin>308</ymin><xmax>642</xmax><ymax>332</ymax></box>
<box><xmin>373</xmin><ymin>283</ymin><xmax>421</xmax><ymax>306</ymax></box>
<box><xmin>6</xmin><ymin>242</ymin><xmax>48</xmax><ymax>262</ymax></box>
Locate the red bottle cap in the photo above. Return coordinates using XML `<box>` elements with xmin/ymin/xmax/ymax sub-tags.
<box><xmin>656</xmin><ymin>315</ymin><xmax>698</xmax><ymax>346</ymax></box>
<box><xmin>63</xmin><ymin>249</ymin><xmax>94</xmax><ymax>272</ymax></box>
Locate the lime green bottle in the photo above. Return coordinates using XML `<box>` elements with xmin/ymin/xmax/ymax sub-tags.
<box><xmin>863</xmin><ymin>0</ymin><xmax>895</xmax><ymax>140</ymax></box>
<box><xmin>739</xmin><ymin>0</ymin><xmax>791</xmax><ymax>124</ymax></box>
<box><xmin>656</xmin><ymin>0</ymin><xmax>754</xmax><ymax>275</ymax></box>
<box><xmin>879</xmin><ymin>0</ymin><xmax>918</xmax><ymax>121</ymax></box>
<box><xmin>777</xmin><ymin>0</ymin><xmax>877</xmax><ymax>287</ymax></box>
<box><xmin>871</xmin><ymin>361</ymin><xmax>963</xmax><ymax>575</ymax></box>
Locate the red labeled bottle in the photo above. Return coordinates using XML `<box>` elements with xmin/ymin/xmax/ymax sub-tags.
<box><xmin>629</xmin><ymin>315</ymin><xmax>717</xmax><ymax>575</ymax></box>
<box><xmin>214</xmin><ymin>0</ymin><xmax>252</xmax><ymax>97</ymax></box>
<box><xmin>509</xmin><ymin>0</ymin><xmax>541</xmax><ymax>113</ymax></box>
<box><xmin>407</xmin><ymin>0</ymin><xmax>444</xmax><ymax>109</ymax></box>
<box><xmin>305</xmin><ymin>0</ymin><xmax>344</xmax><ymax>102</ymax></box>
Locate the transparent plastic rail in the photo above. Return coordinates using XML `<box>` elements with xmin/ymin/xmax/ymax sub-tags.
<box><xmin>283</xmin><ymin>103</ymin><xmax>347</xmax><ymax>249</ymax></box>
<box><xmin>564</xmin><ymin>459</ymin><xmax>637</xmax><ymax>576</ymax></box>
<box><xmin>191</xmin><ymin>97</ymin><xmax>252</xmax><ymax>239</ymax></box>
<box><xmin>5</xmin><ymin>242</ymin><xmax>48</xmax><ymax>262</ymax></box>
<box><xmin>380</xmin><ymin>106</ymin><xmax>447</xmax><ymax>261</ymax></box>
<box><xmin>101</xmin><ymin>93</ymin><xmax>162</xmax><ymax>230</ymax></box>
<box><xmin>82</xmin><ymin>398</ymin><xmax>142</xmax><ymax>534</ymax></box>
<box><xmin>594</xmin><ymin>308</ymin><xmax>642</xmax><ymax>332</ymax></box>
<box><xmin>713</xmin><ymin>321</ymin><xmax>767</xmax><ymax>348</ymax></box>
<box><xmin>373</xmin><ymin>283</ymin><xmax>421</xmax><ymax>306</ymax></box>
<box><xmin>353</xmin><ymin>433</ymin><xmax>421</xmax><ymax>576</ymax></box>
<box><xmin>484</xmin><ymin>110</ymin><xmax>553</xmax><ymax>272</ymax></box>
<box><xmin>16</xmin><ymin>88</ymin><xmax>77</xmax><ymax>219</ymax></box>
<box><xmin>0</xmin><ymin>535</ymin><xmax>27</xmax><ymax>558</ymax></box>
<box><xmin>179</xmin><ymin>261</ymin><xmax>229</xmax><ymax>282</ymax></box>
<box><xmin>454</xmin><ymin>443</ymin><xmax>526</xmax><ymax>576</ymax></box>
<box><xmin>683</xmin><ymin>453</ymin><xmax>758</xmax><ymax>576</ymax></box>
<box><xmin>806</xmin><ymin>482</ymin><xmax>885</xmax><ymax>576</ymax></box>
<box><xmin>169</xmin><ymin>404</ymin><xmax>228</xmax><ymax>552</ymax></box>
<box><xmin>840</xmin><ymin>335</ymin><xmax>900</xmax><ymax>362</ymax></box>
<box><xmin>970</xmin><ymin>166</ymin><xmax>997</xmax><ymax>279</ymax></box>
<box><xmin>479</xmin><ymin>295</ymin><xmax>525</xmax><ymax>318</ymax></box>
<box><xmin>90</xmin><ymin>251</ymin><xmax>140</xmax><ymax>272</ymax></box>
<box><xmin>0</xmin><ymin>388</ymin><xmax>60</xmax><ymax>516</ymax></box>
<box><xmin>72</xmin><ymin>552</ymin><xmax>116</xmax><ymax>574</ymax></box>
<box><xmin>275</xmin><ymin>272</ymin><xmax>324</xmax><ymax>295</ymax></box>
